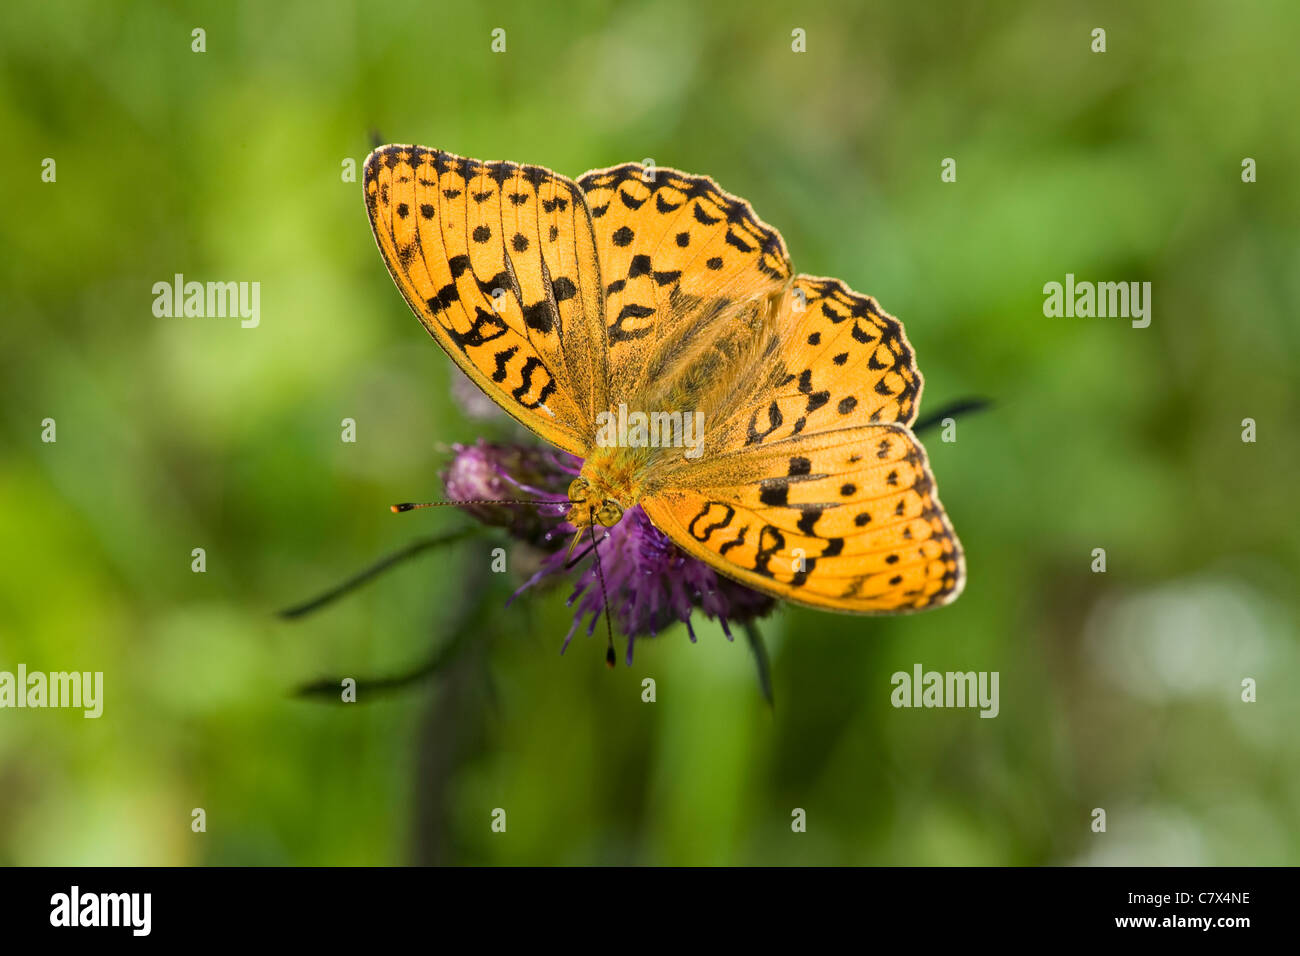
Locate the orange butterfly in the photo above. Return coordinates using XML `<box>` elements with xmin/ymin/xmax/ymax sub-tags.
<box><xmin>364</xmin><ymin>146</ymin><xmax>963</xmax><ymax>614</ymax></box>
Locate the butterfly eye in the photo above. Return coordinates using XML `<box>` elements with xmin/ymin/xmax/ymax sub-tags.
<box><xmin>568</xmin><ymin>478</ymin><xmax>590</xmax><ymax>503</ymax></box>
<box><xmin>595</xmin><ymin>500</ymin><xmax>623</xmax><ymax>527</ymax></box>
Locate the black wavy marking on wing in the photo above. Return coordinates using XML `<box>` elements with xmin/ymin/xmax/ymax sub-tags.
<box><xmin>511</xmin><ymin>356</ymin><xmax>556</xmax><ymax>410</ymax></box>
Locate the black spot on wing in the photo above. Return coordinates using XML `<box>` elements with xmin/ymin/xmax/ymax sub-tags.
<box><xmin>693</xmin><ymin>203</ymin><xmax>721</xmax><ymax>226</ymax></box>
<box><xmin>551</xmin><ymin>276</ymin><xmax>577</xmax><ymax>302</ymax></box>
<box><xmin>656</xmin><ymin>193</ymin><xmax>682</xmax><ymax>213</ymax></box>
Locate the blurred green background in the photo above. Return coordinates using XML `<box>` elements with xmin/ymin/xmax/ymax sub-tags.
<box><xmin>1</xmin><ymin>0</ymin><xmax>1297</xmax><ymax>865</ymax></box>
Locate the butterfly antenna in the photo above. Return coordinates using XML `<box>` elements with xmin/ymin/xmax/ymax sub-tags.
<box><xmin>587</xmin><ymin>509</ymin><xmax>617</xmax><ymax>668</ymax></box>
<box><xmin>391</xmin><ymin>498</ymin><xmax>570</xmax><ymax>513</ymax></box>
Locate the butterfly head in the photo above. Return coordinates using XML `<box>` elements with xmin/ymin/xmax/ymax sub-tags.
<box><xmin>566</xmin><ymin>476</ymin><xmax>625</xmax><ymax>529</ymax></box>
<box><xmin>567</xmin><ymin>446</ymin><xmax>647</xmax><ymax>528</ymax></box>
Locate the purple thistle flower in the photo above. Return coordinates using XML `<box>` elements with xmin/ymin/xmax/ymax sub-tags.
<box><xmin>441</xmin><ymin>440</ymin><xmax>576</xmax><ymax>545</ymax></box>
<box><xmin>449</xmin><ymin>374</ymin><xmax>510</xmax><ymax>423</ymax></box>
<box><xmin>441</xmin><ymin>440</ymin><xmax>776</xmax><ymax>664</ymax></box>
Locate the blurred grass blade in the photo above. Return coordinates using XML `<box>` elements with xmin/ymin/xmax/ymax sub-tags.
<box><xmin>278</xmin><ymin>527</ymin><xmax>480</xmax><ymax>620</ymax></box>
<box><xmin>913</xmin><ymin>397</ymin><xmax>992</xmax><ymax>434</ymax></box>
<box><xmin>295</xmin><ymin>555</ymin><xmax>493</xmax><ymax>701</ymax></box>
<box><xmin>743</xmin><ymin>621</ymin><xmax>774</xmax><ymax>708</ymax></box>
<box><xmin>296</xmin><ymin>660</ymin><xmax>442</xmax><ymax>698</ymax></box>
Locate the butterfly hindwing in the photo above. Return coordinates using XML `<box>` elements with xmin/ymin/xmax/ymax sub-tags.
<box><xmin>641</xmin><ymin>424</ymin><xmax>963</xmax><ymax>613</ymax></box>
<box><xmin>365</xmin><ymin>146</ymin><xmax>606</xmax><ymax>455</ymax></box>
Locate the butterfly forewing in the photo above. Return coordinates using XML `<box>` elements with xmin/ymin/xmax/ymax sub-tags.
<box><xmin>365</xmin><ymin>146</ymin><xmax>605</xmax><ymax>454</ymax></box>
<box><xmin>577</xmin><ymin>163</ymin><xmax>792</xmax><ymax>407</ymax></box>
